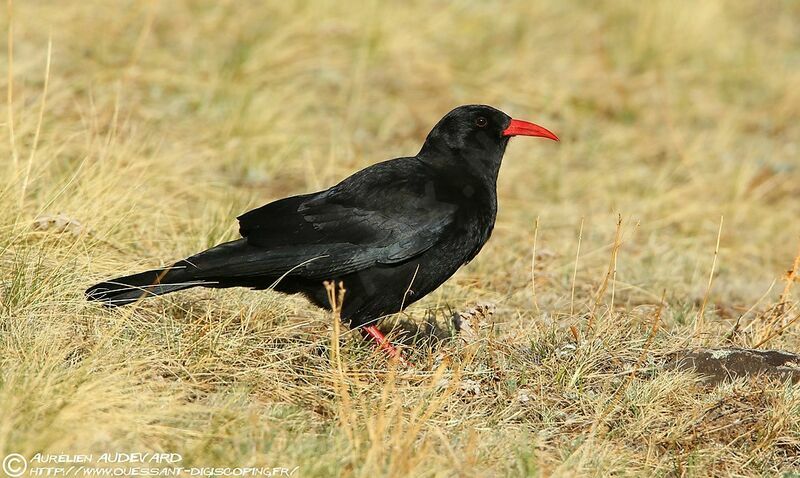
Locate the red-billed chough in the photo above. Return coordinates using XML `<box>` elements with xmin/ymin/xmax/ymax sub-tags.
<box><xmin>86</xmin><ymin>104</ymin><xmax>558</xmax><ymax>364</ymax></box>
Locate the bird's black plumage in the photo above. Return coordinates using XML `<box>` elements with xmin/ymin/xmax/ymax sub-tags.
<box><xmin>86</xmin><ymin>105</ymin><xmax>556</xmax><ymax>328</ymax></box>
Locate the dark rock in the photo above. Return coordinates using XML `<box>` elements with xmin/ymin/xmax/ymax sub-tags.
<box><xmin>666</xmin><ymin>348</ymin><xmax>800</xmax><ymax>385</ymax></box>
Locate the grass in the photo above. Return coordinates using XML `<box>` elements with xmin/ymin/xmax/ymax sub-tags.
<box><xmin>1</xmin><ymin>0</ymin><xmax>800</xmax><ymax>476</ymax></box>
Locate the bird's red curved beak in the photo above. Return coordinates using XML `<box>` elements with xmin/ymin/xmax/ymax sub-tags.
<box><xmin>502</xmin><ymin>119</ymin><xmax>559</xmax><ymax>141</ymax></box>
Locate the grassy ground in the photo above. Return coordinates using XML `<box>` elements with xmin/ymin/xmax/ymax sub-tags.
<box><xmin>2</xmin><ymin>1</ymin><xmax>800</xmax><ymax>476</ymax></box>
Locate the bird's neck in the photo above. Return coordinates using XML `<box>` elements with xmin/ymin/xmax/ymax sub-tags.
<box><xmin>416</xmin><ymin>151</ymin><xmax>500</xmax><ymax>216</ymax></box>
<box><xmin>417</xmin><ymin>146</ymin><xmax>504</xmax><ymax>190</ymax></box>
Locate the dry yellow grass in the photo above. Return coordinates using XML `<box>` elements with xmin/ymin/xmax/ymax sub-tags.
<box><xmin>2</xmin><ymin>1</ymin><xmax>800</xmax><ymax>476</ymax></box>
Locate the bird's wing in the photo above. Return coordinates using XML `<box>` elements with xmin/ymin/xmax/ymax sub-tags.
<box><xmin>231</xmin><ymin>159</ymin><xmax>457</xmax><ymax>279</ymax></box>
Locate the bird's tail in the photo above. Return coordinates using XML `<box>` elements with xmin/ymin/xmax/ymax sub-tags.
<box><xmin>85</xmin><ymin>264</ymin><xmax>205</xmax><ymax>307</ymax></box>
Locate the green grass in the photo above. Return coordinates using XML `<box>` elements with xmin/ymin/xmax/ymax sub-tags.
<box><xmin>2</xmin><ymin>1</ymin><xmax>800</xmax><ymax>476</ymax></box>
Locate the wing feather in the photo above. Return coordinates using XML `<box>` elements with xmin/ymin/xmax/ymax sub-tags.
<box><xmin>232</xmin><ymin>158</ymin><xmax>456</xmax><ymax>279</ymax></box>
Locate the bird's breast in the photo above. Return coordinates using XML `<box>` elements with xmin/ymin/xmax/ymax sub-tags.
<box><xmin>448</xmin><ymin>197</ymin><xmax>496</xmax><ymax>264</ymax></box>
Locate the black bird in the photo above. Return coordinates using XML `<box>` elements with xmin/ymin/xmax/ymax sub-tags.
<box><xmin>86</xmin><ymin>105</ymin><xmax>558</xmax><ymax>362</ymax></box>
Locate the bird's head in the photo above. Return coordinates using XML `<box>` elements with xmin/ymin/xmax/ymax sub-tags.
<box><xmin>419</xmin><ymin>104</ymin><xmax>558</xmax><ymax>178</ymax></box>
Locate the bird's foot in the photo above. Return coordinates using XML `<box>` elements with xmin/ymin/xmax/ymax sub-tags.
<box><xmin>363</xmin><ymin>325</ymin><xmax>411</xmax><ymax>367</ymax></box>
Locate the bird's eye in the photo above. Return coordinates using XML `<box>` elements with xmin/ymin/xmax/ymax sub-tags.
<box><xmin>475</xmin><ymin>117</ymin><xmax>488</xmax><ymax>128</ymax></box>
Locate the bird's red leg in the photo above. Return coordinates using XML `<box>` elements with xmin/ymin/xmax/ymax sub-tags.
<box><xmin>363</xmin><ymin>325</ymin><xmax>410</xmax><ymax>367</ymax></box>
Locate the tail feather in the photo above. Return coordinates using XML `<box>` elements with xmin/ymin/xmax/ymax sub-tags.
<box><xmin>85</xmin><ymin>266</ymin><xmax>205</xmax><ymax>307</ymax></box>
<box><xmin>86</xmin><ymin>239</ymin><xmax>273</xmax><ymax>307</ymax></box>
